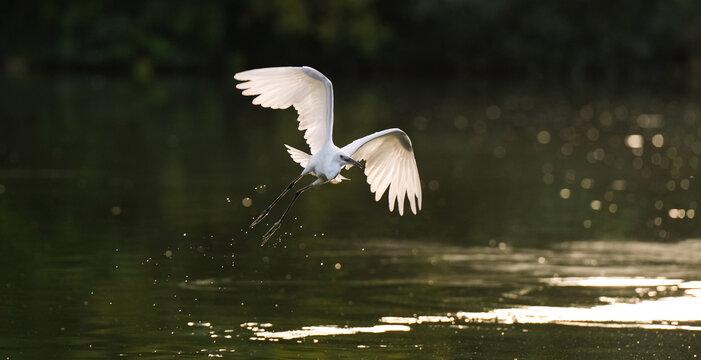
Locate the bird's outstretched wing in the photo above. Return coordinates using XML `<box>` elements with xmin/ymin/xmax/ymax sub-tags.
<box><xmin>234</xmin><ymin>66</ymin><xmax>333</xmax><ymax>155</ymax></box>
<box><xmin>341</xmin><ymin>128</ymin><xmax>422</xmax><ymax>215</ymax></box>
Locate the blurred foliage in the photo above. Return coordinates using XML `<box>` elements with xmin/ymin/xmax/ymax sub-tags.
<box><xmin>3</xmin><ymin>0</ymin><xmax>701</xmax><ymax>81</ymax></box>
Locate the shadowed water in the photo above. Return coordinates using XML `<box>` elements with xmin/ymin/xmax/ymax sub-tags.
<box><xmin>1</xmin><ymin>76</ymin><xmax>700</xmax><ymax>358</ymax></box>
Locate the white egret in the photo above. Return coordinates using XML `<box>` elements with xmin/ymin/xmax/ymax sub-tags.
<box><xmin>234</xmin><ymin>66</ymin><xmax>422</xmax><ymax>244</ymax></box>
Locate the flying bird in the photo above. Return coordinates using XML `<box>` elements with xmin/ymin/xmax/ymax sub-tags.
<box><xmin>234</xmin><ymin>66</ymin><xmax>422</xmax><ymax>244</ymax></box>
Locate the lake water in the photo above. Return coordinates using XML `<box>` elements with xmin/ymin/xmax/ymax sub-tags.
<box><xmin>1</xmin><ymin>76</ymin><xmax>700</xmax><ymax>358</ymax></box>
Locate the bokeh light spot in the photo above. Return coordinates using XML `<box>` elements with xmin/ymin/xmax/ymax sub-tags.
<box><xmin>486</xmin><ymin>105</ymin><xmax>502</xmax><ymax>120</ymax></box>
<box><xmin>413</xmin><ymin>116</ymin><xmax>428</xmax><ymax>131</ymax></box>
<box><xmin>611</xmin><ymin>180</ymin><xmax>627</xmax><ymax>191</ymax></box>
<box><xmin>625</xmin><ymin>135</ymin><xmax>644</xmax><ymax>149</ymax></box>
<box><xmin>580</xmin><ymin>178</ymin><xmax>594</xmax><ymax>189</ymax></box>
<box><xmin>493</xmin><ymin>146</ymin><xmax>506</xmax><ymax>158</ymax></box>
<box><xmin>428</xmin><ymin>180</ymin><xmax>440</xmax><ymax>191</ymax></box>
<box><xmin>561</xmin><ymin>143</ymin><xmax>574</xmax><ymax>156</ymax></box>
<box><xmin>454</xmin><ymin>116</ymin><xmax>468</xmax><ymax>130</ymax></box>
<box><xmin>559</xmin><ymin>188</ymin><xmax>571</xmax><ymax>199</ymax></box>
<box><xmin>654</xmin><ymin>200</ymin><xmax>664</xmax><ymax>210</ymax></box>
<box><xmin>543</xmin><ymin>173</ymin><xmax>554</xmax><ymax>185</ymax></box>
<box><xmin>586</xmin><ymin>127</ymin><xmax>599</xmax><ymax>141</ymax></box>
<box><xmin>537</xmin><ymin>130</ymin><xmax>551</xmax><ymax>144</ymax></box>
<box><xmin>579</xmin><ymin>105</ymin><xmax>594</xmax><ymax>120</ymax></box>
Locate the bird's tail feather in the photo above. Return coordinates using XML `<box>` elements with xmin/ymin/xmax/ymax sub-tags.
<box><xmin>284</xmin><ymin>144</ymin><xmax>311</xmax><ymax>168</ymax></box>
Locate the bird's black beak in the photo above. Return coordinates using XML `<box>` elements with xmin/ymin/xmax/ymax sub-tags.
<box><xmin>343</xmin><ymin>156</ymin><xmax>364</xmax><ymax>170</ymax></box>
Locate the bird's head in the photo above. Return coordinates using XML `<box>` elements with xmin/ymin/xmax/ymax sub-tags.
<box><xmin>340</xmin><ymin>154</ymin><xmax>363</xmax><ymax>170</ymax></box>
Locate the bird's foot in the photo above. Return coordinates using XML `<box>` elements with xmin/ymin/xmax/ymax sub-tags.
<box><xmin>250</xmin><ymin>209</ymin><xmax>269</xmax><ymax>229</ymax></box>
<box><xmin>260</xmin><ymin>221</ymin><xmax>281</xmax><ymax>246</ymax></box>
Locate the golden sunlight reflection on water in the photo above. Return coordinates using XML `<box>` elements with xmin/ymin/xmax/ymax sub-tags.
<box><xmin>244</xmin><ymin>323</ymin><xmax>411</xmax><ymax>341</ymax></box>
<box><xmin>456</xmin><ymin>287</ymin><xmax>701</xmax><ymax>329</ymax></box>
<box><xmin>236</xmin><ymin>276</ymin><xmax>701</xmax><ymax>341</ymax></box>
<box><xmin>378</xmin><ymin>278</ymin><xmax>701</xmax><ymax>332</ymax></box>
<box><xmin>181</xmin><ymin>239</ymin><xmax>701</xmax><ymax>347</ymax></box>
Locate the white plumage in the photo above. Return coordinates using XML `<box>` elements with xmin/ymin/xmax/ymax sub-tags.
<box><xmin>235</xmin><ymin>66</ymin><xmax>332</xmax><ymax>155</ymax></box>
<box><xmin>342</xmin><ymin>129</ymin><xmax>422</xmax><ymax>215</ymax></box>
<box><xmin>234</xmin><ymin>66</ymin><xmax>422</xmax><ymax>243</ymax></box>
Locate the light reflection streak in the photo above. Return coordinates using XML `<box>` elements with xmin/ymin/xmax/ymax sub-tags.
<box><xmin>544</xmin><ymin>277</ymin><xmax>684</xmax><ymax>287</ymax></box>
<box><xmin>456</xmin><ymin>292</ymin><xmax>701</xmax><ymax>326</ymax></box>
<box><xmin>235</xmin><ymin>277</ymin><xmax>701</xmax><ymax>341</ymax></box>
<box><xmin>244</xmin><ymin>281</ymin><xmax>701</xmax><ymax>342</ymax></box>
<box><xmin>380</xmin><ymin>315</ymin><xmax>455</xmax><ymax>324</ymax></box>
<box><xmin>251</xmin><ymin>324</ymin><xmax>411</xmax><ymax>340</ymax></box>
<box><xmin>380</xmin><ymin>277</ymin><xmax>701</xmax><ymax>332</ymax></box>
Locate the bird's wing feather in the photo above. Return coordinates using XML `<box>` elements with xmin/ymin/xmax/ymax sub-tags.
<box><xmin>341</xmin><ymin>128</ymin><xmax>422</xmax><ymax>215</ymax></box>
<box><xmin>234</xmin><ymin>66</ymin><xmax>333</xmax><ymax>154</ymax></box>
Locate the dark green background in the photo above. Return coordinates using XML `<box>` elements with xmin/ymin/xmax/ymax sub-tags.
<box><xmin>4</xmin><ymin>0</ymin><xmax>701</xmax><ymax>84</ymax></box>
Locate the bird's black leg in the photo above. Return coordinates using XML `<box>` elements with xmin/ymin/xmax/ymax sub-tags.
<box><xmin>251</xmin><ymin>173</ymin><xmax>305</xmax><ymax>229</ymax></box>
<box><xmin>261</xmin><ymin>182</ymin><xmax>314</xmax><ymax>245</ymax></box>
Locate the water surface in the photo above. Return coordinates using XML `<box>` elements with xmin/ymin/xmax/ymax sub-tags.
<box><xmin>1</xmin><ymin>76</ymin><xmax>700</xmax><ymax>358</ymax></box>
